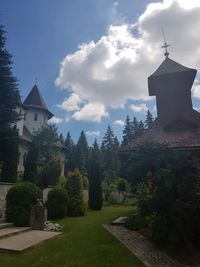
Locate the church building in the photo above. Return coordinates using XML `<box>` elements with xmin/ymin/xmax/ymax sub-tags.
<box><xmin>16</xmin><ymin>84</ymin><xmax>65</xmax><ymax>176</ymax></box>
<box><xmin>124</xmin><ymin>47</ymin><xmax>200</xmax><ymax>151</ymax></box>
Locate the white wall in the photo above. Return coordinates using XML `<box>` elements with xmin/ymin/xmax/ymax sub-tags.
<box><xmin>24</xmin><ymin>108</ymin><xmax>48</xmax><ymax>134</ymax></box>
<box><xmin>16</xmin><ymin>106</ymin><xmax>25</xmax><ymax>136</ymax></box>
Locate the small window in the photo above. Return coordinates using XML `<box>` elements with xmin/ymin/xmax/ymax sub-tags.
<box><xmin>34</xmin><ymin>113</ymin><xmax>38</xmax><ymax>121</ymax></box>
<box><xmin>24</xmin><ymin>113</ymin><xmax>26</xmax><ymax>121</ymax></box>
<box><xmin>23</xmin><ymin>153</ymin><xmax>27</xmax><ymax>166</ymax></box>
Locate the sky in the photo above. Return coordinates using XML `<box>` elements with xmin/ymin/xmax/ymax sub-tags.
<box><xmin>1</xmin><ymin>0</ymin><xmax>200</xmax><ymax>144</ymax></box>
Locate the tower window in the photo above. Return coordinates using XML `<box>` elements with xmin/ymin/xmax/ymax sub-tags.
<box><xmin>34</xmin><ymin>113</ymin><xmax>38</xmax><ymax>121</ymax></box>
<box><xmin>24</xmin><ymin>113</ymin><xmax>26</xmax><ymax>121</ymax></box>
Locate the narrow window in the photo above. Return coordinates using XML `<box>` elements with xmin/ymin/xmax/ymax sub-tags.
<box><xmin>24</xmin><ymin>113</ymin><xmax>26</xmax><ymax>121</ymax></box>
<box><xmin>34</xmin><ymin>113</ymin><xmax>38</xmax><ymax>121</ymax></box>
<box><xmin>23</xmin><ymin>153</ymin><xmax>27</xmax><ymax>166</ymax></box>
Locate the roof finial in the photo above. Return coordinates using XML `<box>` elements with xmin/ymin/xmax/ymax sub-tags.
<box><xmin>161</xmin><ymin>28</ymin><xmax>170</xmax><ymax>58</ymax></box>
<box><xmin>35</xmin><ymin>78</ymin><xmax>38</xmax><ymax>85</ymax></box>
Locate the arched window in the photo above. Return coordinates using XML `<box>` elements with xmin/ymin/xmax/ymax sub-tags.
<box><xmin>34</xmin><ymin>113</ymin><xmax>38</xmax><ymax>121</ymax></box>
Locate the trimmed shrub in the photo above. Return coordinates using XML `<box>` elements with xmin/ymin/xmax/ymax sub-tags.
<box><xmin>6</xmin><ymin>182</ymin><xmax>41</xmax><ymax>226</ymax></box>
<box><xmin>46</xmin><ymin>188</ymin><xmax>68</xmax><ymax>219</ymax></box>
<box><xmin>125</xmin><ymin>213</ymin><xmax>146</xmax><ymax>230</ymax></box>
<box><xmin>65</xmin><ymin>169</ymin><xmax>86</xmax><ymax>216</ymax></box>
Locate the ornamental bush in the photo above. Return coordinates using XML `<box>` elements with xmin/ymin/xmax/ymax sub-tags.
<box><xmin>65</xmin><ymin>169</ymin><xmax>86</xmax><ymax>216</ymax></box>
<box><xmin>46</xmin><ymin>188</ymin><xmax>68</xmax><ymax>219</ymax></box>
<box><xmin>6</xmin><ymin>182</ymin><xmax>42</xmax><ymax>226</ymax></box>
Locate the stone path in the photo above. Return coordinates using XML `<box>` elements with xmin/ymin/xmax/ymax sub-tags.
<box><xmin>0</xmin><ymin>230</ymin><xmax>62</xmax><ymax>252</ymax></box>
<box><xmin>103</xmin><ymin>225</ymin><xmax>199</xmax><ymax>267</ymax></box>
<box><xmin>0</xmin><ymin>221</ymin><xmax>62</xmax><ymax>252</ymax></box>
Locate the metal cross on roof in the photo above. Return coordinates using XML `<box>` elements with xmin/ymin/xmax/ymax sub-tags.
<box><xmin>35</xmin><ymin>78</ymin><xmax>38</xmax><ymax>85</ymax></box>
<box><xmin>161</xmin><ymin>29</ymin><xmax>170</xmax><ymax>57</ymax></box>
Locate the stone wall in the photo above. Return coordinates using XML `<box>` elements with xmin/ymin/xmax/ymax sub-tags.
<box><xmin>0</xmin><ymin>182</ymin><xmax>14</xmax><ymax>219</ymax></box>
<box><xmin>42</xmin><ymin>186</ymin><xmax>55</xmax><ymax>203</ymax></box>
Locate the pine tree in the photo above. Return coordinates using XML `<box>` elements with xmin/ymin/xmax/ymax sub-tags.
<box><xmin>135</xmin><ymin>121</ymin><xmax>145</xmax><ymax>138</ymax></box>
<box><xmin>23</xmin><ymin>125</ymin><xmax>59</xmax><ymax>184</ymax></box>
<box><xmin>101</xmin><ymin>125</ymin><xmax>120</xmax><ymax>181</ymax></box>
<box><xmin>145</xmin><ymin>110</ymin><xmax>154</xmax><ymax>129</ymax></box>
<box><xmin>88</xmin><ymin>139</ymin><xmax>103</xmax><ymax>210</ymax></box>
<box><xmin>75</xmin><ymin>131</ymin><xmax>89</xmax><ymax>175</ymax></box>
<box><xmin>59</xmin><ymin>133</ymin><xmax>64</xmax><ymax>145</ymax></box>
<box><xmin>64</xmin><ymin>131</ymin><xmax>75</xmax><ymax>174</ymax></box>
<box><xmin>0</xmin><ymin>25</ymin><xmax>20</xmax><ymax>181</ymax></box>
<box><xmin>122</xmin><ymin>116</ymin><xmax>133</xmax><ymax>146</ymax></box>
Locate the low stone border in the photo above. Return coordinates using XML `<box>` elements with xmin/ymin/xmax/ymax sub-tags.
<box><xmin>103</xmin><ymin>224</ymin><xmax>199</xmax><ymax>267</ymax></box>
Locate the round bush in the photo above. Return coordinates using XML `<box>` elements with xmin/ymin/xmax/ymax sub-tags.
<box><xmin>46</xmin><ymin>188</ymin><xmax>68</xmax><ymax>219</ymax></box>
<box><xmin>6</xmin><ymin>182</ymin><xmax>42</xmax><ymax>226</ymax></box>
<box><xmin>125</xmin><ymin>213</ymin><xmax>146</xmax><ymax>230</ymax></box>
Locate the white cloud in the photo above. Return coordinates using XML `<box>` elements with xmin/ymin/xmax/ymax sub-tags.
<box><xmin>49</xmin><ymin>116</ymin><xmax>62</xmax><ymax>124</ymax></box>
<box><xmin>114</xmin><ymin>120</ymin><xmax>125</xmax><ymax>126</ymax></box>
<box><xmin>192</xmin><ymin>82</ymin><xmax>200</xmax><ymax>99</ymax></box>
<box><xmin>57</xmin><ymin>93</ymin><xmax>82</xmax><ymax>111</ymax></box>
<box><xmin>85</xmin><ymin>130</ymin><xmax>100</xmax><ymax>137</ymax></box>
<box><xmin>56</xmin><ymin>0</ymin><xmax>200</xmax><ymax>122</ymax></box>
<box><xmin>130</xmin><ymin>103</ymin><xmax>148</xmax><ymax>113</ymax></box>
<box><xmin>72</xmin><ymin>102</ymin><xmax>108</xmax><ymax>122</ymax></box>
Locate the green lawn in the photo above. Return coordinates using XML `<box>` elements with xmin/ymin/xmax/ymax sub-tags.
<box><xmin>0</xmin><ymin>206</ymin><xmax>144</xmax><ymax>267</ymax></box>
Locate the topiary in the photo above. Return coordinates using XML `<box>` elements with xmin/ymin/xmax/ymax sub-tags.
<box><xmin>6</xmin><ymin>182</ymin><xmax>42</xmax><ymax>226</ymax></box>
<box><xmin>65</xmin><ymin>169</ymin><xmax>86</xmax><ymax>216</ymax></box>
<box><xmin>46</xmin><ymin>187</ymin><xmax>68</xmax><ymax>219</ymax></box>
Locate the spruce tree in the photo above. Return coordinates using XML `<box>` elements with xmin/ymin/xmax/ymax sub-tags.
<box><xmin>145</xmin><ymin>110</ymin><xmax>154</xmax><ymax>129</ymax></box>
<box><xmin>122</xmin><ymin>116</ymin><xmax>133</xmax><ymax>146</ymax></box>
<box><xmin>88</xmin><ymin>139</ymin><xmax>103</xmax><ymax>210</ymax></box>
<box><xmin>64</xmin><ymin>131</ymin><xmax>75</xmax><ymax>174</ymax></box>
<box><xmin>59</xmin><ymin>133</ymin><xmax>64</xmax><ymax>145</ymax></box>
<box><xmin>75</xmin><ymin>131</ymin><xmax>89</xmax><ymax>175</ymax></box>
<box><xmin>101</xmin><ymin>125</ymin><xmax>120</xmax><ymax>181</ymax></box>
<box><xmin>0</xmin><ymin>25</ymin><xmax>20</xmax><ymax>182</ymax></box>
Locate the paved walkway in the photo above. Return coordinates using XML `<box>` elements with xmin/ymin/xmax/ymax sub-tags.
<box><xmin>103</xmin><ymin>225</ymin><xmax>199</xmax><ymax>267</ymax></box>
<box><xmin>0</xmin><ymin>230</ymin><xmax>61</xmax><ymax>252</ymax></box>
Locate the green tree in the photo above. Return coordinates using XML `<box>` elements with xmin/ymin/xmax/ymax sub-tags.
<box><xmin>59</xmin><ymin>133</ymin><xmax>64</xmax><ymax>145</ymax></box>
<box><xmin>64</xmin><ymin>131</ymin><xmax>75</xmax><ymax>174</ymax></box>
<box><xmin>0</xmin><ymin>25</ymin><xmax>20</xmax><ymax>181</ymax></box>
<box><xmin>65</xmin><ymin>169</ymin><xmax>86</xmax><ymax>216</ymax></box>
<box><xmin>101</xmin><ymin>125</ymin><xmax>120</xmax><ymax>181</ymax></box>
<box><xmin>144</xmin><ymin>110</ymin><xmax>154</xmax><ymax>129</ymax></box>
<box><xmin>88</xmin><ymin>139</ymin><xmax>103</xmax><ymax>210</ymax></box>
<box><xmin>24</xmin><ymin>125</ymin><xmax>59</xmax><ymax>185</ymax></box>
<box><xmin>122</xmin><ymin>116</ymin><xmax>133</xmax><ymax>146</ymax></box>
<box><xmin>74</xmin><ymin>131</ymin><xmax>89</xmax><ymax>175</ymax></box>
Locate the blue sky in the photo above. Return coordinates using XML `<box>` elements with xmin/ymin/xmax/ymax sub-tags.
<box><xmin>1</xmin><ymin>0</ymin><xmax>200</xmax><ymax>144</ymax></box>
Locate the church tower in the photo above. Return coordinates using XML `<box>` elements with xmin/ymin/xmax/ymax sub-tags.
<box><xmin>23</xmin><ymin>84</ymin><xmax>53</xmax><ymax>134</ymax></box>
<box><xmin>148</xmin><ymin>49</ymin><xmax>200</xmax><ymax>131</ymax></box>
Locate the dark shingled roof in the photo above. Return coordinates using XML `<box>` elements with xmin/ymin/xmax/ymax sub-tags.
<box><xmin>149</xmin><ymin>57</ymin><xmax>196</xmax><ymax>77</ymax></box>
<box><xmin>23</xmin><ymin>84</ymin><xmax>53</xmax><ymax>119</ymax></box>
<box><xmin>121</xmin><ymin>120</ymin><xmax>200</xmax><ymax>152</ymax></box>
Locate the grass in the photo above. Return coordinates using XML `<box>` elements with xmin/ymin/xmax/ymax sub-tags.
<box><xmin>0</xmin><ymin>206</ymin><xmax>144</xmax><ymax>267</ymax></box>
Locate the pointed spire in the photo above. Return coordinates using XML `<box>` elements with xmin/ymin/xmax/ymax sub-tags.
<box><xmin>23</xmin><ymin>84</ymin><xmax>53</xmax><ymax>119</ymax></box>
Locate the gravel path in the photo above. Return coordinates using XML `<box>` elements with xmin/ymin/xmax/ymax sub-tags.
<box><xmin>103</xmin><ymin>224</ymin><xmax>199</xmax><ymax>267</ymax></box>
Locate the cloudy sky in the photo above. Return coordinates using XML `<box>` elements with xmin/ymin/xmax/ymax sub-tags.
<box><xmin>1</xmin><ymin>0</ymin><xmax>200</xmax><ymax>143</ymax></box>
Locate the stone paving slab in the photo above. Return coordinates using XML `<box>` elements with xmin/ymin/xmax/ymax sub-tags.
<box><xmin>0</xmin><ymin>227</ymin><xmax>31</xmax><ymax>240</ymax></box>
<box><xmin>0</xmin><ymin>223</ymin><xmax>14</xmax><ymax>230</ymax></box>
<box><xmin>112</xmin><ymin>217</ymin><xmax>128</xmax><ymax>225</ymax></box>
<box><xmin>0</xmin><ymin>230</ymin><xmax>62</xmax><ymax>252</ymax></box>
<box><xmin>103</xmin><ymin>224</ymin><xmax>199</xmax><ymax>267</ymax></box>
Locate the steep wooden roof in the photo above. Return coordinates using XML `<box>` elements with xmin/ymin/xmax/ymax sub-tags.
<box><xmin>23</xmin><ymin>84</ymin><xmax>53</xmax><ymax>119</ymax></box>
